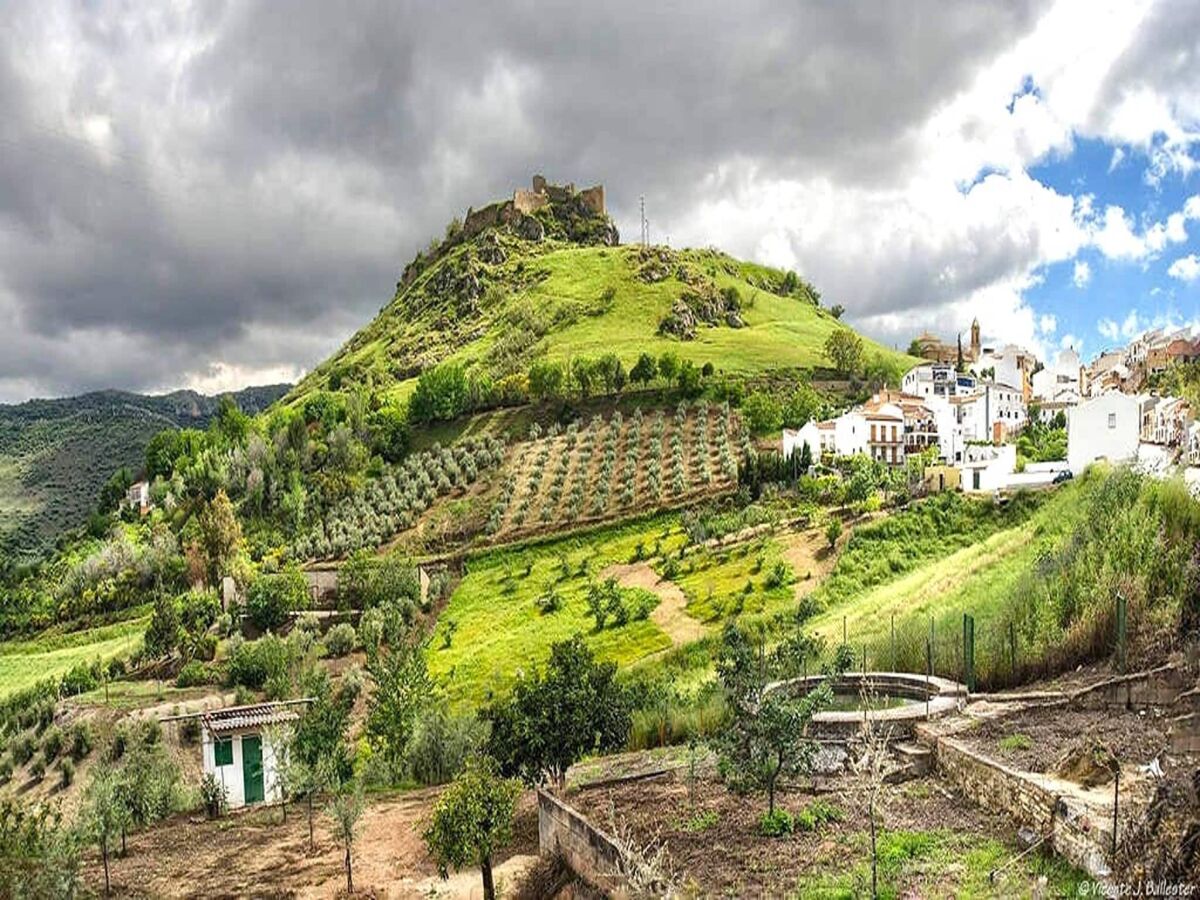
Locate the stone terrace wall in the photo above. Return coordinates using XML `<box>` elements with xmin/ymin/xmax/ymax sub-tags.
<box><xmin>537</xmin><ymin>788</ymin><xmax>634</xmax><ymax>899</ymax></box>
<box><xmin>920</xmin><ymin>727</ymin><xmax>1114</xmax><ymax>879</ymax></box>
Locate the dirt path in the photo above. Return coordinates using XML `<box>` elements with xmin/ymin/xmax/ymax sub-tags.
<box><xmin>81</xmin><ymin>786</ymin><xmax>539</xmax><ymax>898</ymax></box>
<box><xmin>601</xmin><ymin>562</ymin><xmax>706</xmax><ymax>645</ymax></box>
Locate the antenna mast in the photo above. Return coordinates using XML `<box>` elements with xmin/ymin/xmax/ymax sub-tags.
<box><xmin>640</xmin><ymin>195</ymin><xmax>648</xmax><ymax>247</ymax></box>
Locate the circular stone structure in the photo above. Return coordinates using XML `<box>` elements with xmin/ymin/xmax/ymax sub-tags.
<box><xmin>767</xmin><ymin>671</ymin><xmax>968</xmax><ymax>740</ymax></box>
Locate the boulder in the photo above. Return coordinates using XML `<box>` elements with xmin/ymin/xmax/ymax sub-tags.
<box><xmin>514</xmin><ymin>213</ymin><xmax>544</xmax><ymax>242</ymax></box>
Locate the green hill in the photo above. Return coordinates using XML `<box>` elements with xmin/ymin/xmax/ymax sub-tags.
<box><xmin>0</xmin><ymin>385</ymin><xmax>289</xmax><ymax>564</ymax></box>
<box><xmin>288</xmin><ymin>182</ymin><xmax>916</xmax><ymax>409</ymax></box>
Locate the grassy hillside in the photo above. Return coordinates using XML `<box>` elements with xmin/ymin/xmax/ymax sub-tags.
<box><xmin>287</xmin><ymin>193</ymin><xmax>918</xmax><ymax>409</ymax></box>
<box><xmin>0</xmin><ymin>385</ymin><xmax>289</xmax><ymax>564</ymax></box>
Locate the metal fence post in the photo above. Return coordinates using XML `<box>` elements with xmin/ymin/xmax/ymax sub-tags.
<box><xmin>963</xmin><ymin>613</ymin><xmax>975</xmax><ymax>692</ymax></box>
<box><xmin>929</xmin><ymin>617</ymin><xmax>935</xmax><ymax>678</ymax></box>
<box><xmin>1008</xmin><ymin>622</ymin><xmax>1017</xmax><ymax>681</ymax></box>
<box><xmin>891</xmin><ymin>613</ymin><xmax>896</xmax><ymax>672</ymax></box>
<box><xmin>1116</xmin><ymin>593</ymin><xmax>1127</xmax><ymax>675</ymax></box>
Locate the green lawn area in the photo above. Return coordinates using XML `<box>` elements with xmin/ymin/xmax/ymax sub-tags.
<box><xmin>0</xmin><ymin>617</ymin><xmax>146</xmax><ymax>699</ymax></box>
<box><xmin>429</xmin><ymin>516</ymin><xmax>690</xmax><ymax>705</ymax></box>
<box><xmin>664</xmin><ymin>535</ymin><xmax>795</xmax><ymax>623</ymax></box>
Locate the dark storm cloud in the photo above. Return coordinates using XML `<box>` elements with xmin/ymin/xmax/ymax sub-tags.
<box><xmin>0</xmin><ymin>0</ymin><xmax>1043</xmax><ymax>401</ymax></box>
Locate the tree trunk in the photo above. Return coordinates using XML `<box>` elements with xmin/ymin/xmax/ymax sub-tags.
<box><xmin>307</xmin><ymin>793</ymin><xmax>314</xmax><ymax>852</ymax></box>
<box><xmin>481</xmin><ymin>855</ymin><xmax>496</xmax><ymax>900</ymax></box>
<box><xmin>869</xmin><ymin>796</ymin><xmax>878</xmax><ymax>899</ymax></box>
<box><xmin>345</xmin><ymin>841</ymin><xmax>353</xmax><ymax>894</ymax></box>
<box><xmin>120</xmin><ymin>826</ymin><xmax>126</xmax><ymax>857</ymax></box>
<box><xmin>101</xmin><ymin>835</ymin><xmax>110</xmax><ymax>898</ymax></box>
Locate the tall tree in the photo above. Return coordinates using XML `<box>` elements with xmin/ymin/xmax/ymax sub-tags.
<box><xmin>326</xmin><ymin>776</ymin><xmax>364</xmax><ymax>894</ymax></box>
<box><xmin>197</xmin><ymin>490</ymin><xmax>241</xmax><ymax>586</ymax></box>
<box><xmin>424</xmin><ymin>756</ymin><xmax>522</xmax><ymax>900</ymax></box>
<box><xmin>823</xmin><ymin>328</ymin><xmax>864</xmax><ymax>376</ymax></box>
<box><xmin>365</xmin><ymin>637</ymin><xmax>432</xmax><ymax>783</ymax></box>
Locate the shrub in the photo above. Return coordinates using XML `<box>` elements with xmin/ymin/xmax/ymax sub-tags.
<box><xmin>246</xmin><ymin>567</ymin><xmax>307</xmax><ymax>632</ymax></box>
<box><xmin>403</xmin><ymin>705</ymin><xmax>487</xmax><ymax>786</ymax></box>
<box><xmin>58</xmin><ymin>758</ymin><xmax>75</xmax><ymax>788</ymax></box>
<box><xmin>358</xmin><ymin>607</ymin><xmax>384</xmax><ymax>650</ymax></box>
<box><xmin>225</xmin><ymin>634</ymin><xmax>291</xmax><ymax>690</ymax></box>
<box><xmin>175</xmin><ymin>660</ymin><xmax>210</xmax><ymax>688</ymax></box>
<box><xmin>325</xmin><ymin>623</ymin><xmax>356</xmax><ymax>657</ymax></box>
<box><xmin>31</xmin><ymin>756</ymin><xmax>46</xmax><ymax>781</ymax></box>
<box><xmin>200</xmin><ymin>772</ymin><xmax>227</xmax><ymax>818</ymax></box>
<box><xmin>758</xmin><ymin>808</ymin><xmax>794</xmax><ymax>837</ymax></box>
<box><xmin>12</xmin><ymin>733</ymin><xmax>35</xmax><ymax>766</ymax></box>
<box><xmin>40</xmin><ymin>726</ymin><xmax>63</xmax><ymax>763</ymax></box>
<box><xmin>0</xmin><ymin>756</ymin><xmax>11</xmax><ymax>783</ymax></box>
<box><xmin>795</xmin><ymin>800</ymin><xmax>843</xmax><ymax>832</ymax></box>
<box><xmin>69</xmin><ymin>722</ymin><xmax>93</xmax><ymax>761</ymax></box>
<box><xmin>180</xmin><ymin>717</ymin><xmax>201</xmax><ymax>745</ymax></box>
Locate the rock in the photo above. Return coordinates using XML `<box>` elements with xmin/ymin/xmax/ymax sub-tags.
<box><xmin>725</xmin><ymin>310</ymin><xmax>745</xmax><ymax>328</ymax></box>
<box><xmin>514</xmin><ymin>213</ymin><xmax>544</xmax><ymax>242</ymax></box>
<box><xmin>477</xmin><ymin>231</ymin><xmax>507</xmax><ymax>265</ymax></box>
<box><xmin>658</xmin><ymin>299</ymin><xmax>697</xmax><ymax>340</ymax></box>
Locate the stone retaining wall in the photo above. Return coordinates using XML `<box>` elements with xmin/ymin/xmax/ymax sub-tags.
<box><xmin>537</xmin><ymin>789</ymin><xmax>634</xmax><ymax>898</ymax></box>
<box><xmin>918</xmin><ymin>726</ymin><xmax>1115</xmax><ymax>879</ymax></box>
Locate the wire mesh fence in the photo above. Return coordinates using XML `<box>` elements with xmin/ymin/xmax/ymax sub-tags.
<box><xmin>831</xmin><ymin>593</ymin><xmax>1131</xmax><ymax>692</ymax></box>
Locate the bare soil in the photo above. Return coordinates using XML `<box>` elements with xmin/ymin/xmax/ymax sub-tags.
<box><xmin>80</xmin><ymin>787</ymin><xmax>539</xmax><ymax>899</ymax></box>
<box><xmin>600</xmin><ymin>561</ymin><xmax>705</xmax><ymax>646</ymax></box>
<box><xmin>569</xmin><ymin>770</ymin><xmax>1029</xmax><ymax>898</ymax></box>
<box><xmin>964</xmin><ymin>704</ymin><xmax>1173</xmax><ymax>774</ymax></box>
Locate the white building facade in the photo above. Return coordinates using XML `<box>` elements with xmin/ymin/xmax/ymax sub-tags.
<box><xmin>1066</xmin><ymin>393</ymin><xmax>1143</xmax><ymax>475</ymax></box>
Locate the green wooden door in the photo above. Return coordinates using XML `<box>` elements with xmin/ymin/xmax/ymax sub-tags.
<box><xmin>241</xmin><ymin>735</ymin><xmax>264</xmax><ymax>805</ymax></box>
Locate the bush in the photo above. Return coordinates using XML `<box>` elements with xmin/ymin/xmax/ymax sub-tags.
<box><xmin>795</xmin><ymin>800</ymin><xmax>843</xmax><ymax>832</ymax></box>
<box><xmin>68</xmin><ymin>722</ymin><xmax>93</xmax><ymax>761</ymax></box>
<box><xmin>175</xmin><ymin>660</ymin><xmax>211</xmax><ymax>688</ymax></box>
<box><xmin>40</xmin><ymin>726</ymin><xmax>62</xmax><ymax>763</ymax></box>
<box><xmin>31</xmin><ymin>756</ymin><xmax>46</xmax><ymax>781</ymax></box>
<box><xmin>358</xmin><ymin>607</ymin><xmax>384</xmax><ymax>650</ymax></box>
<box><xmin>225</xmin><ymin>634</ymin><xmax>291</xmax><ymax>690</ymax></box>
<box><xmin>404</xmin><ymin>705</ymin><xmax>487</xmax><ymax>786</ymax></box>
<box><xmin>180</xmin><ymin>717</ymin><xmax>201</xmax><ymax>745</ymax></box>
<box><xmin>58</xmin><ymin>758</ymin><xmax>75</xmax><ymax>788</ymax></box>
<box><xmin>200</xmin><ymin>772</ymin><xmax>227</xmax><ymax>818</ymax></box>
<box><xmin>12</xmin><ymin>733</ymin><xmax>35</xmax><ymax>766</ymax></box>
<box><xmin>245</xmin><ymin>567</ymin><xmax>307</xmax><ymax>632</ymax></box>
<box><xmin>758</xmin><ymin>808</ymin><xmax>794</xmax><ymax>837</ymax></box>
<box><xmin>325</xmin><ymin>623</ymin><xmax>356</xmax><ymax>657</ymax></box>
<box><xmin>0</xmin><ymin>756</ymin><xmax>11</xmax><ymax>783</ymax></box>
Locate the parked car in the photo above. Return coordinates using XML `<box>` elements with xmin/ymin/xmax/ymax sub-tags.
<box><xmin>1052</xmin><ymin>469</ymin><xmax>1073</xmax><ymax>484</ymax></box>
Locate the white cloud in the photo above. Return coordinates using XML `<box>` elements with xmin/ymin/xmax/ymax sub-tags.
<box><xmin>1072</xmin><ymin>260</ymin><xmax>1091</xmax><ymax>287</ymax></box>
<box><xmin>1097</xmin><ymin>317</ymin><xmax>1120</xmax><ymax>341</ymax></box>
<box><xmin>1040</xmin><ymin>313</ymin><xmax>1058</xmax><ymax>334</ymax></box>
<box><xmin>1168</xmin><ymin>253</ymin><xmax>1200</xmax><ymax>282</ymax></box>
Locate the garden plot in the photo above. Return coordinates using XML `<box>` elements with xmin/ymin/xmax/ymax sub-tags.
<box><xmin>567</xmin><ymin>768</ymin><xmax>1084</xmax><ymax>897</ymax></box>
<box><xmin>485</xmin><ymin>401</ymin><xmax>742</xmax><ymax>543</ymax></box>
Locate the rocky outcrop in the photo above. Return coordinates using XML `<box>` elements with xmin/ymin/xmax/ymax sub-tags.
<box><xmin>658</xmin><ymin>282</ymin><xmax>744</xmax><ymax>340</ymax></box>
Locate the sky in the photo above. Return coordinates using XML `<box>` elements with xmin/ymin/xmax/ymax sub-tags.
<box><xmin>1</xmin><ymin>0</ymin><xmax>1199</xmax><ymax>403</ymax></box>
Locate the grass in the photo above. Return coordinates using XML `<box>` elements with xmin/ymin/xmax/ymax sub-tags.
<box><xmin>291</xmin><ymin>236</ymin><xmax>919</xmax><ymax>411</ymax></box>
<box><xmin>429</xmin><ymin>516</ymin><xmax>691</xmax><ymax>705</ymax></box>
<box><xmin>998</xmin><ymin>733</ymin><xmax>1033</xmax><ymax>753</ymax></box>
<box><xmin>794</xmin><ymin>828</ymin><xmax>1086</xmax><ymax>898</ymax></box>
<box><xmin>665</xmin><ymin>536</ymin><xmax>795</xmax><ymax>623</ymax></box>
<box><xmin>0</xmin><ymin>617</ymin><xmax>146</xmax><ymax>699</ymax></box>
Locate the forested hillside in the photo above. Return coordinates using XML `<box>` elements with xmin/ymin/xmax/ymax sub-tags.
<box><xmin>0</xmin><ymin>385</ymin><xmax>288</xmax><ymax>564</ymax></box>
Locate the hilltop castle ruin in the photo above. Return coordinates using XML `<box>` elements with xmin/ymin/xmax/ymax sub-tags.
<box><xmin>461</xmin><ymin>175</ymin><xmax>606</xmax><ymax>240</ymax></box>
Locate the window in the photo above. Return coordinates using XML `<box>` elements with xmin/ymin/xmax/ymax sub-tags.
<box><xmin>214</xmin><ymin>737</ymin><xmax>233</xmax><ymax>767</ymax></box>
<box><xmin>1107</xmin><ymin>413</ymin><xmax>1116</xmax><ymax>429</ymax></box>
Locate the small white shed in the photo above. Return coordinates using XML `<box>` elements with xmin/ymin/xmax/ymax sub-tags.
<box><xmin>200</xmin><ymin>702</ymin><xmax>301</xmax><ymax>809</ymax></box>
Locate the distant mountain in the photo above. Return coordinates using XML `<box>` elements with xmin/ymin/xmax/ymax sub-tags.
<box><xmin>0</xmin><ymin>384</ymin><xmax>290</xmax><ymax>564</ymax></box>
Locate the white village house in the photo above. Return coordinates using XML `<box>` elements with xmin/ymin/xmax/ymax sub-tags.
<box><xmin>198</xmin><ymin>701</ymin><xmax>305</xmax><ymax>809</ymax></box>
<box><xmin>1066</xmin><ymin>392</ymin><xmax>1144</xmax><ymax>475</ymax></box>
